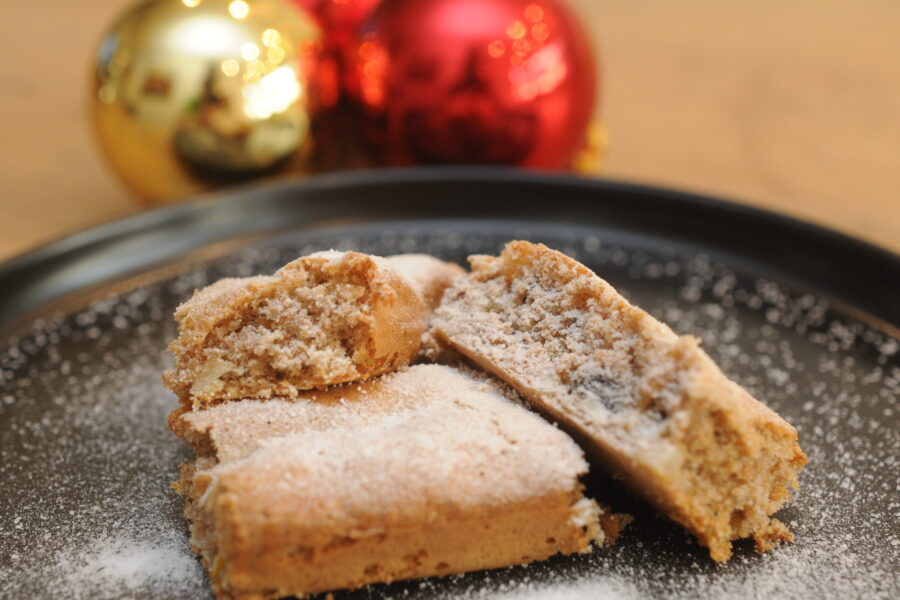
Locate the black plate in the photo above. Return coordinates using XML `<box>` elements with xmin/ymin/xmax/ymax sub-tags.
<box><xmin>1</xmin><ymin>168</ymin><xmax>897</xmax><ymax>599</ymax></box>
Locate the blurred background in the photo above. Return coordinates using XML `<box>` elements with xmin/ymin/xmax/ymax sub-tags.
<box><xmin>1</xmin><ymin>0</ymin><xmax>898</xmax><ymax>260</ymax></box>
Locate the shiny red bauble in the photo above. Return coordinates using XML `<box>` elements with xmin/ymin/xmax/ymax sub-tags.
<box><xmin>294</xmin><ymin>0</ymin><xmax>382</xmax><ymax>48</ymax></box>
<box><xmin>292</xmin><ymin>0</ymin><xmax>383</xmax><ymax>110</ymax></box>
<box><xmin>345</xmin><ymin>0</ymin><xmax>597</xmax><ymax>168</ymax></box>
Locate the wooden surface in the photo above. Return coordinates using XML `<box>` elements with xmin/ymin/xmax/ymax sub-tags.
<box><xmin>0</xmin><ymin>0</ymin><xmax>898</xmax><ymax>260</ymax></box>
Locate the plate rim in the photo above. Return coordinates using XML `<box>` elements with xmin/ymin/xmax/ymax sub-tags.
<box><xmin>0</xmin><ymin>167</ymin><xmax>897</xmax><ymax>329</ymax></box>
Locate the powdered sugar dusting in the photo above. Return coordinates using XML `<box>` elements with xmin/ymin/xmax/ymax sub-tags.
<box><xmin>35</xmin><ymin>533</ymin><xmax>202</xmax><ymax>600</ymax></box>
<box><xmin>181</xmin><ymin>365</ymin><xmax>592</xmax><ymax>512</ymax></box>
<box><xmin>1</xmin><ymin>225</ymin><xmax>897</xmax><ymax>599</ymax></box>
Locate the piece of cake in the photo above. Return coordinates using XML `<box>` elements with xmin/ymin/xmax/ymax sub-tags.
<box><xmin>170</xmin><ymin>365</ymin><xmax>628</xmax><ymax>600</ymax></box>
<box><xmin>163</xmin><ymin>252</ymin><xmax>463</xmax><ymax>408</ymax></box>
<box><xmin>428</xmin><ymin>241</ymin><xmax>807</xmax><ymax>562</ymax></box>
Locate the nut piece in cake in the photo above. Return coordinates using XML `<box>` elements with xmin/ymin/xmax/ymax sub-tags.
<box><xmin>429</xmin><ymin>241</ymin><xmax>807</xmax><ymax>562</ymax></box>
<box><xmin>170</xmin><ymin>365</ymin><xmax>628</xmax><ymax>600</ymax></box>
<box><xmin>163</xmin><ymin>252</ymin><xmax>463</xmax><ymax>407</ymax></box>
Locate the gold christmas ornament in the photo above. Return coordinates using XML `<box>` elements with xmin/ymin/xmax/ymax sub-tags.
<box><xmin>90</xmin><ymin>0</ymin><xmax>322</xmax><ymax>203</ymax></box>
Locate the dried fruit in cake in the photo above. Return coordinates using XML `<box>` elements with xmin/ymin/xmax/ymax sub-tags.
<box><xmin>170</xmin><ymin>365</ymin><xmax>629</xmax><ymax>600</ymax></box>
<box><xmin>163</xmin><ymin>252</ymin><xmax>463</xmax><ymax>408</ymax></box>
<box><xmin>429</xmin><ymin>241</ymin><xmax>807</xmax><ymax>562</ymax></box>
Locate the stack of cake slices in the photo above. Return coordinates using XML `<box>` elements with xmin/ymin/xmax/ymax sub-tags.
<box><xmin>165</xmin><ymin>243</ymin><xmax>806</xmax><ymax>600</ymax></box>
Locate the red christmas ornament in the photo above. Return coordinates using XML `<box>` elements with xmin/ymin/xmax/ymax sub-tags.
<box><xmin>345</xmin><ymin>0</ymin><xmax>597</xmax><ymax>168</ymax></box>
<box><xmin>294</xmin><ymin>0</ymin><xmax>382</xmax><ymax>48</ymax></box>
<box><xmin>293</xmin><ymin>0</ymin><xmax>382</xmax><ymax>110</ymax></box>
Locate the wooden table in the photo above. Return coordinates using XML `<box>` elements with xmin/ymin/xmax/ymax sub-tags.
<box><xmin>1</xmin><ymin>0</ymin><xmax>898</xmax><ymax>259</ymax></box>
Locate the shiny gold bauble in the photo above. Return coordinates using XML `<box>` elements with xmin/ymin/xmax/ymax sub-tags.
<box><xmin>89</xmin><ymin>0</ymin><xmax>322</xmax><ymax>203</ymax></box>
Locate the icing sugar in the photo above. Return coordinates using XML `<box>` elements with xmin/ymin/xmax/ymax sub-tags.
<box><xmin>1</xmin><ymin>228</ymin><xmax>896</xmax><ymax>599</ymax></box>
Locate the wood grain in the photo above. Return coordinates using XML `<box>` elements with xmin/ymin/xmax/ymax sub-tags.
<box><xmin>0</xmin><ymin>0</ymin><xmax>897</xmax><ymax>259</ymax></box>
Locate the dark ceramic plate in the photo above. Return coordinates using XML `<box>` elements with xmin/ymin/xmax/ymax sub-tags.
<box><xmin>0</xmin><ymin>168</ymin><xmax>897</xmax><ymax>600</ymax></box>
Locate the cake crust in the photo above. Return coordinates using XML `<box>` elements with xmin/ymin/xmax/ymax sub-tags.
<box><xmin>429</xmin><ymin>241</ymin><xmax>807</xmax><ymax>562</ymax></box>
<box><xmin>171</xmin><ymin>365</ymin><xmax>624</xmax><ymax>599</ymax></box>
<box><xmin>163</xmin><ymin>252</ymin><xmax>462</xmax><ymax>408</ymax></box>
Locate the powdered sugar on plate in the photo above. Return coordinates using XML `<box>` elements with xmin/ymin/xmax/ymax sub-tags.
<box><xmin>32</xmin><ymin>533</ymin><xmax>202</xmax><ymax>600</ymax></box>
<box><xmin>1</xmin><ymin>225</ymin><xmax>897</xmax><ymax>599</ymax></box>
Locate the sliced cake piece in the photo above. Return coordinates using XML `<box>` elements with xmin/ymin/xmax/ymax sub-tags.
<box><xmin>429</xmin><ymin>241</ymin><xmax>807</xmax><ymax>562</ymax></box>
<box><xmin>170</xmin><ymin>365</ymin><xmax>628</xmax><ymax>600</ymax></box>
<box><xmin>163</xmin><ymin>252</ymin><xmax>462</xmax><ymax>408</ymax></box>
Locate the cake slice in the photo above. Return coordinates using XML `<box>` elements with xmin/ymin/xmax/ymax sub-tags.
<box><xmin>429</xmin><ymin>241</ymin><xmax>807</xmax><ymax>562</ymax></box>
<box><xmin>170</xmin><ymin>365</ymin><xmax>628</xmax><ymax>600</ymax></box>
<box><xmin>163</xmin><ymin>252</ymin><xmax>463</xmax><ymax>408</ymax></box>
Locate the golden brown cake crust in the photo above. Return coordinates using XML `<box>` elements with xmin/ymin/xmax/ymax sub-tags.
<box><xmin>171</xmin><ymin>365</ymin><xmax>619</xmax><ymax>600</ymax></box>
<box><xmin>163</xmin><ymin>252</ymin><xmax>462</xmax><ymax>408</ymax></box>
<box><xmin>429</xmin><ymin>241</ymin><xmax>807</xmax><ymax>562</ymax></box>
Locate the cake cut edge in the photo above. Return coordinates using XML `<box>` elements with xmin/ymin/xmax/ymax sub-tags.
<box><xmin>429</xmin><ymin>240</ymin><xmax>807</xmax><ymax>562</ymax></box>
<box><xmin>163</xmin><ymin>252</ymin><xmax>462</xmax><ymax>408</ymax></box>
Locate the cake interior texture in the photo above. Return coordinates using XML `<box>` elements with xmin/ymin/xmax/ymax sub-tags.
<box><xmin>170</xmin><ymin>365</ymin><xmax>627</xmax><ymax>600</ymax></box>
<box><xmin>430</xmin><ymin>241</ymin><xmax>807</xmax><ymax>562</ymax></box>
<box><xmin>164</xmin><ymin>252</ymin><xmax>459</xmax><ymax>407</ymax></box>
